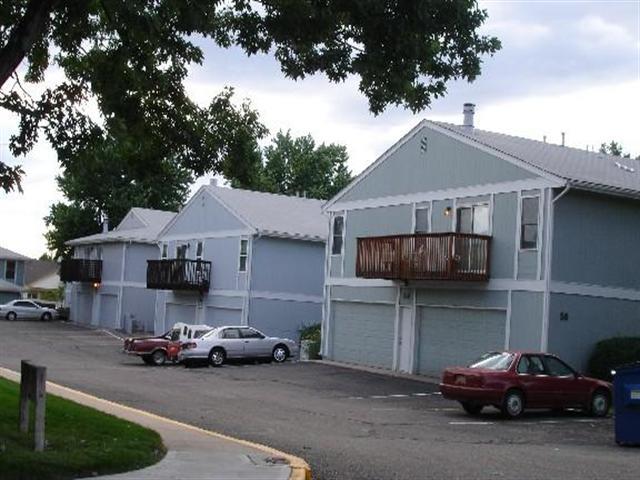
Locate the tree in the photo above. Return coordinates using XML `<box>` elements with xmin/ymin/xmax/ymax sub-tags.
<box><xmin>599</xmin><ymin>141</ymin><xmax>633</xmax><ymax>159</ymax></box>
<box><xmin>0</xmin><ymin>1</ymin><xmax>501</xmax><ymax>192</ymax></box>
<box><xmin>229</xmin><ymin>130</ymin><xmax>352</xmax><ymax>200</ymax></box>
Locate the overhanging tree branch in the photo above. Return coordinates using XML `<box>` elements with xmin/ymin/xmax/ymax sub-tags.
<box><xmin>0</xmin><ymin>0</ymin><xmax>58</xmax><ymax>90</ymax></box>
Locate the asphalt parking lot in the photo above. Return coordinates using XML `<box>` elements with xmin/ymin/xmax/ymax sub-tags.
<box><xmin>0</xmin><ymin>321</ymin><xmax>637</xmax><ymax>480</ymax></box>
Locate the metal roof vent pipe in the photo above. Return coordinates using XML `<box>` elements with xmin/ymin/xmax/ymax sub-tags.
<box><xmin>561</xmin><ymin>132</ymin><xmax>566</xmax><ymax>146</ymax></box>
<box><xmin>463</xmin><ymin>103</ymin><xmax>475</xmax><ymax>128</ymax></box>
<box><xmin>102</xmin><ymin>215</ymin><xmax>109</xmax><ymax>233</ymax></box>
<box><xmin>209</xmin><ymin>177</ymin><xmax>218</xmax><ymax>187</ymax></box>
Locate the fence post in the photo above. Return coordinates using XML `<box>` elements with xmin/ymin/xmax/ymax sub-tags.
<box><xmin>19</xmin><ymin>360</ymin><xmax>47</xmax><ymax>452</ymax></box>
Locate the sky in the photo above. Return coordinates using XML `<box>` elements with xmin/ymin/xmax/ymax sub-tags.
<box><xmin>1</xmin><ymin>0</ymin><xmax>639</xmax><ymax>258</ymax></box>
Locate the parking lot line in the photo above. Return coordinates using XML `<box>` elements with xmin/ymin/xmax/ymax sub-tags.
<box><xmin>449</xmin><ymin>421</ymin><xmax>495</xmax><ymax>425</ymax></box>
<box><xmin>99</xmin><ymin>329</ymin><xmax>124</xmax><ymax>341</ymax></box>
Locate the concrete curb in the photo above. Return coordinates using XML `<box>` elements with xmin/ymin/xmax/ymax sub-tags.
<box><xmin>0</xmin><ymin>366</ymin><xmax>311</xmax><ymax>480</ymax></box>
<box><xmin>310</xmin><ymin>359</ymin><xmax>441</xmax><ymax>385</ymax></box>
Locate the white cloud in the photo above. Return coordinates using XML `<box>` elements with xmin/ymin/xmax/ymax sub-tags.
<box><xmin>574</xmin><ymin>15</ymin><xmax>637</xmax><ymax>50</ymax></box>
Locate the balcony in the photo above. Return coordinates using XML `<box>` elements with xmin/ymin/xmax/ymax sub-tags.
<box><xmin>146</xmin><ymin>259</ymin><xmax>212</xmax><ymax>293</ymax></box>
<box><xmin>356</xmin><ymin>233</ymin><xmax>491</xmax><ymax>282</ymax></box>
<box><xmin>60</xmin><ymin>259</ymin><xmax>102</xmax><ymax>283</ymax></box>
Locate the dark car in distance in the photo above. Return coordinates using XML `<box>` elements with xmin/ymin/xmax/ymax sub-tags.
<box><xmin>440</xmin><ymin>351</ymin><xmax>612</xmax><ymax>418</ymax></box>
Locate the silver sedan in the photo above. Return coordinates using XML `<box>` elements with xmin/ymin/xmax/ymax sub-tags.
<box><xmin>180</xmin><ymin>325</ymin><xmax>299</xmax><ymax>366</ymax></box>
<box><xmin>0</xmin><ymin>299</ymin><xmax>58</xmax><ymax>321</ymax></box>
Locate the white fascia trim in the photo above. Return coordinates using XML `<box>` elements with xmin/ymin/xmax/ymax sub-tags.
<box><xmin>418</xmin><ymin>303</ymin><xmax>507</xmax><ymax>312</ymax></box>
<box><xmin>208</xmin><ymin>289</ymin><xmax>248</xmax><ymax>298</ymax></box>
<box><xmin>326</xmin><ymin>178</ymin><xmax>563</xmax><ymax>213</ymax></box>
<box><xmin>101</xmin><ymin>280</ymin><xmax>147</xmax><ymax>289</ymax></box>
<box><xmin>326</xmin><ymin>276</ymin><xmax>545</xmax><ymax>292</ymax></box>
<box><xmin>258</xmin><ymin>230</ymin><xmax>326</xmax><ymax>243</ymax></box>
<box><xmin>250</xmin><ymin>290</ymin><xmax>323</xmax><ymax>304</ymax></box>
<box><xmin>331</xmin><ymin>297</ymin><xmax>397</xmax><ymax>306</ymax></box>
<box><xmin>159</xmin><ymin>229</ymin><xmax>254</xmax><ymax>242</ymax></box>
<box><xmin>323</xmin><ymin>120</ymin><xmax>430</xmax><ymax>211</ymax></box>
<box><xmin>550</xmin><ymin>281</ymin><xmax>640</xmax><ymax>302</ymax></box>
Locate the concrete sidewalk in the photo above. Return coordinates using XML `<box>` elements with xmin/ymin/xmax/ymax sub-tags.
<box><xmin>0</xmin><ymin>367</ymin><xmax>310</xmax><ymax>480</ymax></box>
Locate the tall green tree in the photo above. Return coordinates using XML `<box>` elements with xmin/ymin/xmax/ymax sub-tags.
<box><xmin>599</xmin><ymin>141</ymin><xmax>633</xmax><ymax>159</ymax></box>
<box><xmin>230</xmin><ymin>130</ymin><xmax>352</xmax><ymax>200</ymax></box>
<box><xmin>0</xmin><ymin>1</ymin><xmax>501</xmax><ymax>192</ymax></box>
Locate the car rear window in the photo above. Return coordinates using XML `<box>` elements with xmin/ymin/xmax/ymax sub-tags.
<box><xmin>469</xmin><ymin>352</ymin><xmax>515</xmax><ymax>370</ymax></box>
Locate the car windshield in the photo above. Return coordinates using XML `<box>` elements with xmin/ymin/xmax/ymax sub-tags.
<box><xmin>469</xmin><ymin>352</ymin><xmax>515</xmax><ymax>370</ymax></box>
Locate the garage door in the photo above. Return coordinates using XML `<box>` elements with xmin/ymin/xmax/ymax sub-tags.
<box><xmin>417</xmin><ymin>307</ymin><xmax>506</xmax><ymax>375</ymax></box>
<box><xmin>165</xmin><ymin>303</ymin><xmax>197</xmax><ymax>330</ymax></box>
<box><xmin>76</xmin><ymin>292</ymin><xmax>93</xmax><ymax>325</ymax></box>
<box><xmin>99</xmin><ymin>294</ymin><xmax>118</xmax><ymax>329</ymax></box>
<box><xmin>205</xmin><ymin>307</ymin><xmax>241</xmax><ymax>327</ymax></box>
<box><xmin>331</xmin><ymin>302</ymin><xmax>395</xmax><ymax>369</ymax></box>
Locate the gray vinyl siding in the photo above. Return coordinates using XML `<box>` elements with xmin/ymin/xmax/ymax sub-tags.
<box><xmin>339</xmin><ymin>126</ymin><xmax>536</xmax><ymax>203</ymax></box>
<box><xmin>165</xmin><ymin>302</ymin><xmax>198</xmax><ymax>330</ymax></box>
<box><xmin>547</xmin><ymin>293</ymin><xmax>640</xmax><ymax>372</ymax></box>
<box><xmin>118</xmin><ymin>213</ymin><xmax>145</xmax><ymax>230</ymax></box>
<box><xmin>99</xmin><ymin>294</ymin><xmax>118</xmax><ymax>329</ymax></box>
<box><xmin>508</xmin><ymin>291</ymin><xmax>544</xmax><ymax>351</ymax></box>
<box><xmin>517</xmin><ymin>251</ymin><xmax>538</xmax><ymax>280</ymax></box>
<box><xmin>342</xmin><ymin>205</ymin><xmax>413</xmax><ymax>278</ymax></box>
<box><xmin>250</xmin><ymin>237</ymin><xmax>324</xmax><ymax>297</ymax></box>
<box><xmin>101</xmin><ymin>244</ymin><xmax>123</xmax><ymax>282</ymax></box>
<box><xmin>249</xmin><ymin>298</ymin><xmax>322</xmax><ymax>340</ymax></box>
<box><xmin>163</xmin><ymin>189</ymin><xmax>246</xmax><ymax>236</ymax></box>
<box><xmin>431</xmin><ymin>199</ymin><xmax>453</xmax><ymax>232</ymax></box>
<box><xmin>124</xmin><ymin>244</ymin><xmax>158</xmax><ymax>283</ymax></box>
<box><xmin>491</xmin><ymin>192</ymin><xmax>517</xmax><ymax>279</ymax></box>
<box><xmin>416</xmin><ymin>289</ymin><xmax>508</xmax><ymax>309</ymax></box>
<box><xmin>552</xmin><ymin>190</ymin><xmax>640</xmax><ymax>289</ymax></box>
<box><xmin>206</xmin><ymin>237</ymin><xmax>245</xmax><ymax>291</ymax></box>
<box><xmin>331</xmin><ymin>301</ymin><xmax>395</xmax><ymax>368</ymax></box>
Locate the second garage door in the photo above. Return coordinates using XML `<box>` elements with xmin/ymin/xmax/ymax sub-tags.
<box><xmin>165</xmin><ymin>303</ymin><xmax>197</xmax><ymax>330</ymax></box>
<box><xmin>99</xmin><ymin>294</ymin><xmax>118</xmax><ymax>329</ymax></box>
<box><xmin>205</xmin><ymin>307</ymin><xmax>242</xmax><ymax>327</ymax></box>
<box><xmin>417</xmin><ymin>307</ymin><xmax>506</xmax><ymax>376</ymax></box>
<box><xmin>331</xmin><ymin>302</ymin><xmax>395</xmax><ymax>369</ymax></box>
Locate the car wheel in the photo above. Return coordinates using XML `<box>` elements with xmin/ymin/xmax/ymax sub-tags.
<box><xmin>501</xmin><ymin>390</ymin><xmax>525</xmax><ymax>419</ymax></box>
<box><xmin>150</xmin><ymin>350</ymin><xmax>167</xmax><ymax>366</ymax></box>
<box><xmin>208</xmin><ymin>348</ymin><xmax>226</xmax><ymax>367</ymax></box>
<box><xmin>272</xmin><ymin>345</ymin><xmax>289</xmax><ymax>363</ymax></box>
<box><xmin>460</xmin><ymin>402</ymin><xmax>484</xmax><ymax>415</ymax></box>
<box><xmin>41</xmin><ymin>312</ymin><xmax>52</xmax><ymax>322</ymax></box>
<box><xmin>6</xmin><ymin>311</ymin><xmax>17</xmax><ymax>321</ymax></box>
<box><xmin>589</xmin><ymin>390</ymin><xmax>610</xmax><ymax>417</ymax></box>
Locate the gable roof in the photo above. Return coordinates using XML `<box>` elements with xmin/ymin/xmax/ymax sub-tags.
<box><xmin>326</xmin><ymin>119</ymin><xmax>640</xmax><ymax>209</ymax></box>
<box><xmin>0</xmin><ymin>246</ymin><xmax>31</xmax><ymax>261</ymax></box>
<box><xmin>430</xmin><ymin>121</ymin><xmax>640</xmax><ymax>199</ymax></box>
<box><xmin>67</xmin><ymin>208</ymin><xmax>176</xmax><ymax>246</ymax></box>
<box><xmin>205</xmin><ymin>186</ymin><xmax>327</xmax><ymax>242</ymax></box>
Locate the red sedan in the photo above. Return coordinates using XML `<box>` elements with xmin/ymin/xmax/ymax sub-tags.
<box><xmin>440</xmin><ymin>351</ymin><xmax>612</xmax><ymax>418</ymax></box>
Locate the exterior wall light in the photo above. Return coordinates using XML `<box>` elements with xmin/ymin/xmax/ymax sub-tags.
<box><xmin>444</xmin><ymin>207</ymin><xmax>452</xmax><ymax>216</ymax></box>
<box><xmin>92</xmin><ymin>282</ymin><xmax>100</xmax><ymax>289</ymax></box>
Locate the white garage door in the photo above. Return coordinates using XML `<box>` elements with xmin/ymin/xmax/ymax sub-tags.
<box><xmin>99</xmin><ymin>294</ymin><xmax>118</xmax><ymax>329</ymax></box>
<box><xmin>165</xmin><ymin>303</ymin><xmax>197</xmax><ymax>330</ymax></box>
<box><xmin>331</xmin><ymin>302</ymin><xmax>395</xmax><ymax>369</ymax></box>
<box><xmin>76</xmin><ymin>292</ymin><xmax>93</xmax><ymax>325</ymax></box>
<box><xmin>417</xmin><ymin>307</ymin><xmax>506</xmax><ymax>376</ymax></box>
<box><xmin>205</xmin><ymin>307</ymin><xmax>242</xmax><ymax>327</ymax></box>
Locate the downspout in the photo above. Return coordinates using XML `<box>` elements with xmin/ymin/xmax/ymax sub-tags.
<box><xmin>244</xmin><ymin>232</ymin><xmax>258</xmax><ymax>326</ymax></box>
<box><xmin>117</xmin><ymin>242</ymin><xmax>128</xmax><ymax>331</ymax></box>
<box><xmin>541</xmin><ymin>183</ymin><xmax>570</xmax><ymax>351</ymax></box>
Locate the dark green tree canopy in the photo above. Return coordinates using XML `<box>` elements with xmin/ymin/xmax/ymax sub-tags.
<box><xmin>230</xmin><ymin>130</ymin><xmax>352</xmax><ymax>200</ymax></box>
<box><xmin>599</xmin><ymin>141</ymin><xmax>634</xmax><ymax>159</ymax></box>
<box><xmin>0</xmin><ymin>0</ymin><xmax>500</xmax><ymax>191</ymax></box>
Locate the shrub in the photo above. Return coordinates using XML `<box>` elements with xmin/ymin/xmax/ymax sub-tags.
<box><xmin>299</xmin><ymin>323</ymin><xmax>321</xmax><ymax>360</ymax></box>
<box><xmin>587</xmin><ymin>337</ymin><xmax>640</xmax><ymax>381</ymax></box>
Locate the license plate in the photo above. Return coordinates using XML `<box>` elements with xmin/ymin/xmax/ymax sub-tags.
<box><xmin>631</xmin><ymin>390</ymin><xmax>640</xmax><ymax>400</ymax></box>
<box><xmin>455</xmin><ymin>375</ymin><xmax>467</xmax><ymax>385</ymax></box>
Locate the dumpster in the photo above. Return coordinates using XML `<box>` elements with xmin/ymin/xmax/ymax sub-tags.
<box><xmin>613</xmin><ymin>362</ymin><xmax>640</xmax><ymax>445</ymax></box>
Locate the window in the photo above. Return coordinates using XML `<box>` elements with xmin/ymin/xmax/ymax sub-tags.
<box><xmin>221</xmin><ymin>328</ymin><xmax>241</xmax><ymax>339</ymax></box>
<box><xmin>238</xmin><ymin>239</ymin><xmax>248</xmax><ymax>272</ymax></box>
<box><xmin>161</xmin><ymin>244</ymin><xmax>168</xmax><ymax>259</ymax></box>
<box><xmin>5</xmin><ymin>260</ymin><xmax>16</xmax><ymax>280</ymax></box>
<box><xmin>414</xmin><ymin>206</ymin><xmax>430</xmax><ymax>234</ymax></box>
<box><xmin>520</xmin><ymin>196</ymin><xmax>539</xmax><ymax>249</ymax></box>
<box><xmin>96</xmin><ymin>247</ymin><xmax>102</xmax><ymax>260</ymax></box>
<box><xmin>176</xmin><ymin>244</ymin><xmax>188</xmax><ymax>259</ymax></box>
<box><xmin>517</xmin><ymin>355</ymin><xmax>545</xmax><ymax>375</ymax></box>
<box><xmin>196</xmin><ymin>241</ymin><xmax>204</xmax><ymax>260</ymax></box>
<box><xmin>15</xmin><ymin>301</ymin><xmax>36</xmax><ymax>308</ymax></box>
<box><xmin>169</xmin><ymin>329</ymin><xmax>181</xmax><ymax>341</ymax></box>
<box><xmin>544</xmin><ymin>356</ymin><xmax>575</xmax><ymax>377</ymax></box>
<box><xmin>456</xmin><ymin>204</ymin><xmax>489</xmax><ymax>235</ymax></box>
<box><xmin>331</xmin><ymin>215</ymin><xmax>344</xmax><ymax>255</ymax></box>
<box><xmin>240</xmin><ymin>328</ymin><xmax>264</xmax><ymax>339</ymax></box>
<box><xmin>469</xmin><ymin>352</ymin><xmax>514</xmax><ymax>371</ymax></box>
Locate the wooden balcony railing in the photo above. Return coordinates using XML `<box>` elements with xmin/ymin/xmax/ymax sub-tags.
<box><xmin>146</xmin><ymin>259</ymin><xmax>212</xmax><ymax>293</ymax></box>
<box><xmin>60</xmin><ymin>259</ymin><xmax>102</xmax><ymax>283</ymax></box>
<box><xmin>356</xmin><ymin>233</ymin><xmax>491</xmax><ymax>282</ymax></box>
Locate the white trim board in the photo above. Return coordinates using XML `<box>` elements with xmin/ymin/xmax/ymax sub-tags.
<box><xmin>250</xmin><ymin>291</ymin><xmax>323</xmax><ymax>304</ymax></box>
<box><xmin>326</xmin><ymin>276</ymin><xmax>545</xmax><ymax>292</ymax></box>
<box><xmin>160</xmin><ymin>229</ymin><xmax>254</xmax><ymax>242</ymax></box>
<box><xmin>327</xmin><ymin>178</ymin><xmax>561</xmax><ymax>213</ymax></box>
<box><xmin>550</xmin><ymin>282</ymin><xmax>640</xmax><ymax>302</ymax></box>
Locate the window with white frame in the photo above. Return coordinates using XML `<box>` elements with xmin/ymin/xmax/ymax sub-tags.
<box><xmin>414</xmin><ymin>205</ymin><xmax>430</xmax><ymax>234</ymax></box>
<box><xmin>196</xmin><ymin>241</ymin><xmax>204</xmax><ymax>260</ymax></box>
<box><xmin>456</xmin><ymin>203</ymin><xmax>489</xmax><ymax>235</ymax></box>
<box><xmin>5</xmin><ymin>260</ymin><xmax>16</xmax><ymax>280</ymax></box>
<box><xmin>176</xmin><ymin>243</ymin><xmax>188</xmax><ymax>259</ymax></box>
<box><xmin>520</xmin><ymin>196</ymin><xmax>540</xmax><ymax>249</ymax></box>
<box><xmin>331</xmin><ymin>215</ymin><xmax>344</xmax><ymax>255</ymax></box>
<box><xmin>161</xmin><ymin>244</ymin><xmax>168</xmax><ymax>259</ymax></box>
<box><xmin>238</xmin><ymin>239</ymin><xmax>248</xmax><ymax>272</ymax></box>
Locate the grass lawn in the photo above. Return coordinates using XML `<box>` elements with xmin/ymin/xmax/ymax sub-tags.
<box><xmin>0</xmin><ymin>377</ymin><xmax>165</xmax><ymax>480</ymax></box>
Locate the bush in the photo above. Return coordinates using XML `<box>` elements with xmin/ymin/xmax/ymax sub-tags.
<box><xmin>587</xmin><ymin>337</ymin><xmax>640</xmax><ymax>381</ymax></box>
<box><xmin>299</xmin><ymin>323</ymin><xmax>321</xmax><ymax>360</ymax></box>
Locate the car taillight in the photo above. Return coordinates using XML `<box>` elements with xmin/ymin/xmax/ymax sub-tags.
<box><xmin>182</xmin><ymin>342</ymin><xmax>197</xmax><ymax>350</ymax></box>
